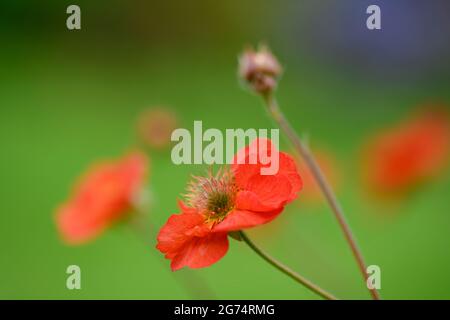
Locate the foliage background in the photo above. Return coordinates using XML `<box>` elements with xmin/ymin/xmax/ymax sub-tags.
<box><xmin>1</xmin><ymin>0</ymin><xmax>449</xmax><ymax>299</ymax></box>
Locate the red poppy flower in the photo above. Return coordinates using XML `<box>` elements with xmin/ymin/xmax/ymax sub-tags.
<box><xmin>56</xmin><ymin>152</ymin><xmax>148</xmax><ymax>244</ymax></box>
<box><xmin>364</xmin><ymin>107</ymin><xmax>450</xmax><ymax>195</ymax></box>
<box><xmin>157</xmin><ymin>138</ymin><xmax>302</xmax><ymax>271</ymax></box>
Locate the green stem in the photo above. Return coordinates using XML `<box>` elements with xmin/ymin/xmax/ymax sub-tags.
<box><xmin>262</xmin><ymin>93</ymin><xmax>380</xmax><ymax>300</ymax></box>
<box><xmin>239</xmin><ymin>231</ymin><xmax>338</xmax><ymax>300</ymax></box>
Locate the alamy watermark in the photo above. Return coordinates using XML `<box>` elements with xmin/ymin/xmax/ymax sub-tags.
<box><xmin>66</xmin><ymin>5</ymin><xmax>81</xmax><ymax>30</ymax></box>
<box><xmin>366</xmin><ymin>5</ymin><xmax>381</xmax><ymax>30</ymax></box>
<box><xmin>66</xmin><ymin>265</ymin><xmax>81</xmax><ymax>290</ymax></box>
<box><xmin>64</xmin><ymin>5</ymin><xmax>380</xmax><ymax>32</ymax></box>
<box><xmin>171</xmin><ymin>121</ymin><xmax>280</xmax><ymax>175</ymax></box>
<box><xmin>367</xmin><ymin>265</ymin><xmax>381</xmax><ymax>290</ymax></box>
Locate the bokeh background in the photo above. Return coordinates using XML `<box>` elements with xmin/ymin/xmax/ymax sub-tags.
<box><xmin>1</xmin><ymin>0</ymin><xmax>450</xmax><ymax>299</ymax></box>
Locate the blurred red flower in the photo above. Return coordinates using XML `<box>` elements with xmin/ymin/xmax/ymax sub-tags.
<box><xmin>56</xmin><ymin>152</ymin><xmax>148</xmax><ymax>244</ymax></box>
<box><xmin>363</xmin><ymin>106</ymin><xmax>450</xmax><ymax>196</ymax></box>
<box><xmin>157</xmin><ymin>139</ymin><xmax>302</xmax><ymax>271</ymax></box>
<box><xmin>137</xmin><ymin>108</ymin><xmax>178</xmax><ymax>149</ymax></box>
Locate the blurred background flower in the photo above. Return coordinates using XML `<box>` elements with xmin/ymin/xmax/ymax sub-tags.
<box><xmin>55</xmin><ymin>152</ymin><xmax>148</xmax><ymax>244</ymax></box>
<box><xmin>137</xmin><ymin>107</ymin><xmax>179</xmax><ymax>150</ymax></box>
<box><xmin>362</xmin><ymin>104</ymin><xmax>450</xmax><ymax>198</ymax></box>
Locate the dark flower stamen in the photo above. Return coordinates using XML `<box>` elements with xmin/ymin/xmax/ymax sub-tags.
<box><xmin>185</xmin><ymin>169</ymin><xmax>237</xmax><ymax>223</ymax></box>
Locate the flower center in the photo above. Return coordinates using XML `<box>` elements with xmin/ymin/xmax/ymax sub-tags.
<box><xmin>185</xmin><ymin>169</ymin><xmax>237</xmax><ymax>223</ymax></box>
<box><xmin>206</xmin><ymin>191</ymin><xmax>234</xmax><ymax>218</ymax></box>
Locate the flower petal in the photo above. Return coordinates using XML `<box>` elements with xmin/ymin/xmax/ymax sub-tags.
<box><xmin>170</xmin><ymin>233</ymin><xmax>229</xmax><ymax>271</ymax></box>
<box><xmin>156</xmin><ymin>210</ymin><xmax>209</xmax><ymax>260</ymax></box>
<box><xmin>238</xmin><ymin>175</ymin><xmax>293</xmax><ymax>211</ymax></box>
<box><xmin>55</xmin><ymin>152</ymin><xmax>148</xmax><ymax>244</ymax></box>
<box><xmin>56</xmin><ymin>204</ymin><xmax>107</xmax><ymax>245</ymax></box>
<box><xmin>212</xmin><ymin>208</ymin><xmax>283</xmax><ymax>232</ymax></box>
<box><xmin>232</xmin><ymin>138</ymin><xmax>302</xmax><ymax>211</ymax></box>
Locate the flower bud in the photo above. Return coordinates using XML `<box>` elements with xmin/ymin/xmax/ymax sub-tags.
<box><xmin>239</xmin><ymin>45</ymin><xmax>282</xmax><ymax>94</ymax></box>
<box><xmin>137</xmin><ymin>107</ymin><xmax>178</xmax><ymax>149</ymax></box>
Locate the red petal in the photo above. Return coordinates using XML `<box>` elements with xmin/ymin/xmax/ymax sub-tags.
<box><xmin>364</xmin><ymin>107</ymin><xmax>450</xmax><ymax>193</ymax></box>
<box><xmin>156</xmin><ymin>210</ymin><xmax>208</xmax><ymax>260</ymax></box>
<box><xmin>170</xmin><ymin>233</ymin><xmax>229</xmax><ymax>271</ymax></box>
<box><xmin>56</xmin><ymin>204</ymin><xmax>107</xmax><ymax>245</ymax></box>
<box><xmin>235</xmin><ymin>175</ymin><xmax>293</xmax><ymax>211</ymax></box>
<box><xmin>212</xmin><ymin>208</ymin><xmax>283</xmax><ymax>232</ymax></box>
<box><xmin>55</xmin><ymin>152</ymin><xmax>148</xmax><ymax>244</ymax></box>
<box><xmin>279</xmin><ymin>152</ymin><xmax>303</xmax><ymax>201</ymax></box>
<box><xmin>232</xmin><ymin>138</ymin><xmax>302</xmax><ymax>211</ymax></box>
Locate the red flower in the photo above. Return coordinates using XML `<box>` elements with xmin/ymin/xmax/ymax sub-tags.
<box><xmin>157</xmin><ymin>139</ymin><xmax>302</xmax><ymax>271</ymax></box>
<box><xmin>364</xmin><ymin>107</ymin><xmax>450</xmax><ymax>195</ymax></box>
<box><xmin>56</xmin><ymin>152</ymin><xmax>148</xmax><ymax>244</ymax></box>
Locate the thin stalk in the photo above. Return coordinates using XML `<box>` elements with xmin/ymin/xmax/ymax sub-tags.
<box><xmin>262</xmin><ymin>93</ymin><xmax>380</xmax><ymax>300</ymax></box>
<box><xmin>239</xmin><ymin>231</ymin><xmax>338</xmax><ymax>300</ymax></box>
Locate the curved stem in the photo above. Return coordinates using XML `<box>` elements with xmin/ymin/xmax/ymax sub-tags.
<box><xmin>262</xmin><ymin>93</ymin><xmax>380</xmax><ymax>300</ymax></box>
<box><xmin>239</xmin><ymin>231</ymin><xmax>338</xmax><ymax>300</ymax></box>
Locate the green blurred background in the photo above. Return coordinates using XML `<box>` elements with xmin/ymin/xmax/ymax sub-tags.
<box><xmin>1</xmin><ymin>0</ymin><xmax>450</xmax><ymax>299</ymax></box>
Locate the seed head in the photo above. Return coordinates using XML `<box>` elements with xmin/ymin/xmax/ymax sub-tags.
<box><xmin>185</xmin><ymin>168</ymin><xmax>237</xmax><ymax>223</ymax></box>
<box><xmin>239</xmin><ymin>44</ymin><xmax>282</xmax><ymax>94</ymax></box>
